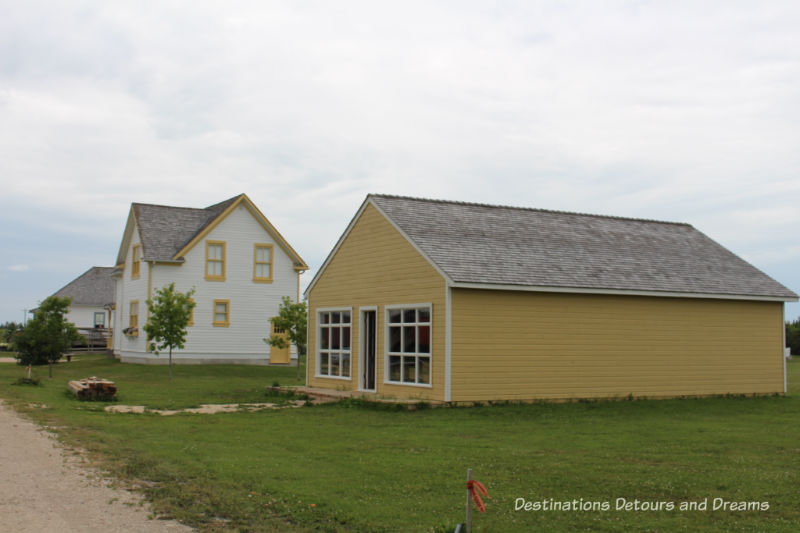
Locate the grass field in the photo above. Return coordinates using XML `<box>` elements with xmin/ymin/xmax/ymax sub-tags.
<box><xmin>0</xmin><ymin>355</ymin><xmax>798</xmax><ymax>532</ymax></box>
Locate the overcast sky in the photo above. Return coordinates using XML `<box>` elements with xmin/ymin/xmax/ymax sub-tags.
<box><xmin>1</xmin><ymin>1</ymin><xmax>798</xmax><ymax>324</ymax></box>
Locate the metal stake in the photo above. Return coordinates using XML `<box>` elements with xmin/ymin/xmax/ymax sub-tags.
<box><xmin>466</xmin><ymin>468</ymin><xmax>472</xmax><ymax>533</ymax></box>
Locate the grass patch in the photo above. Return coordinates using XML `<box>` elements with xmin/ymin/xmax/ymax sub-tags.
<box><xmin>13</xmin><ymin>376</ymin><xmax>41</xmax><ymax>386</ymax></box>
<box><xmin>0</xmin><ymin>355</ymin><xmax>799</xmax><ymax>531</ymax></box>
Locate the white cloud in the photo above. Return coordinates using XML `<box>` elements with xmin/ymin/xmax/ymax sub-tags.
<box><xmin>8</xmin><ymin>265</ymin><xmax>30</xmax><ymax>272</ymax></box>
<box><xmin>0</xmin><ymin>1</ymin><xmax>799</xmax><ymax>320</ymax></box>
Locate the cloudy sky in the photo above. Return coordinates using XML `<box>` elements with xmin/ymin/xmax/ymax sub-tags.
<box><xmin>1</xmin><ymin>1</ymin><xmax>798</xmax><ymax>324</ymax></box>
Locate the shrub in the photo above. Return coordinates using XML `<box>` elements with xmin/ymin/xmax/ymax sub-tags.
<box><xmin>14</xmin><ymin>377</ymin><xmax>41</xmax><ymax>386</ymax></box>
<box><xmin>14</xmin><ymin>296</ymin><xmax>80</xmax><ymax>372</ymax></box>
<box><xmin>787</xmin><ymin>318</ymin><xmax>800</xmax><ymax>355</ymax></box>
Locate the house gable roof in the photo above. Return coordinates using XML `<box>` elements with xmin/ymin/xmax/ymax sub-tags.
<box><xmin>52</xmin><ymin>266</ymin><xmax>116</xmax><ymax>306</ymax></box>
<box><xmin>114</xmin><ymin>194</ymin><xmax>307</xmax><ymax>270</ymax></box>
<box><xmin>307</xmin><ymin>194</ymin><xmax>798</xmax><ymax>302</ymax></box>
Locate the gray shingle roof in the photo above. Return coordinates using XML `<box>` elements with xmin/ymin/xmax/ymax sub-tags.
<box><xmin>133</xmin><ymin>196</ymin><xmax>238</xmax><ymax>261</ymax></box>
<box><xmin>52</xmin><ymin>266</ymin><xmax>116</xmax><ymax>306</ymax></box>
<box><xmin>370</xmin><ymin>195</ymin><xmax>798</xmax><ymax>300</ymax></box>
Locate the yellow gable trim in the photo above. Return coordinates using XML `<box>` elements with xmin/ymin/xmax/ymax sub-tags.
<box><xmin>171</xmin><ymin>194</ymin><xmax>308</xmax><ymax>270</ymax></box>
<box><xmin>115</xmin><ymin>206</ymin><xmax>139</xmax><ymax>267</ymax></box>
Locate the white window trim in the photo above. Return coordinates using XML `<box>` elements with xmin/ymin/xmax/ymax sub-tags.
<box><xmin>315</xmin><ymin>306</ymin><xmax>353</xmax><ymax>381</ymax></box>
<box><xmin>383</xmin><ymin>303</ymin><xmax>433</xmax><ymax>388</ymax></box>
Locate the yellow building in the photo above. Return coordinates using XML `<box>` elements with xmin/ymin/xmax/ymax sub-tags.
<box><xmin>305</xmin><ymin>195</ymin><xmax>798</xmax><ymax>402</ymax></box>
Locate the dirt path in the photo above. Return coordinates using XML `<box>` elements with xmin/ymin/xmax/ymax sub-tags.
<box><xmin>0</xmin><ymin>400</ymin><xmax>193</xmax><ymax>533</ymax></box>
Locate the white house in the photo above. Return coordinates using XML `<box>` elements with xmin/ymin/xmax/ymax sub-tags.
<box><xmin>111</xmin><ymin>193</ymin><xmax>307</xmax><ymax>364</ymax></box>
<box><xmin>52</xmin><ymin>266</ymin><xmax>115</xmax><ymax>329</ymax></box>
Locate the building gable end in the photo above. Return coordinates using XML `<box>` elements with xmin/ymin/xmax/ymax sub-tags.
<box><xmin>172</xmin><ymin>194</ymin><xmax>307</xmax><ymax>270</ymax></box>
<box><xmin>114</xmin><ymin>207</ymin><xmax>141</xmax><ymax>267</ymax></box>
<box><xmin>304</xmin><ymin>197</ymin><xmax>452</xmax><ymax>297</ymax></box>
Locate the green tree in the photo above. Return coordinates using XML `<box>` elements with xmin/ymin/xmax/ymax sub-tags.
<box><xmin>13</xmin><ymin>296</ymin><xmax>80</xmax><ymax>377</ymax></box>
<box><xmin>1</xmin><ymin>321</ymin><xmax>22</xmax><ymax>348</ymax></box>
<box><xmin>265</xmin><ymin>296</ymin><xmax>307</xmax><ymax>380</ymax></box>
<box><xmin>787</xmin><ymin>318</ymin><xmax>800</xmax><ymax>355</ymax></box>
<box><xmin>143</xmin><ymin>283</ymin><xmax>196</xmax><ymax>381</ymax></box>
<box><xmin>1</xmin><ymin>321</ymin><xmax>21</xmax><ymax>343</ymax></box>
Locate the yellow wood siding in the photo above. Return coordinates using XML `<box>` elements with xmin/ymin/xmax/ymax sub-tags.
<box><xmin>451</xmin><ymin>289</ymin><xmax>783</xmax><ymax>401</ymax></box>
<box><xmin>308</xmin><ymin>204</ymin><xmax>446</xmax><ymax>401</ymax></box>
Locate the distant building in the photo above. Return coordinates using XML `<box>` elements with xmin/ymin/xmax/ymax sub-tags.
<box><xmin>112</xmin><ymin>193</ymin><xmax>307</xmax><ymax>364</ymax></box>
<box><xmin>52</xmin><ymin>266</ymin><xmax>115</xmax><ymax>329</ymax></box>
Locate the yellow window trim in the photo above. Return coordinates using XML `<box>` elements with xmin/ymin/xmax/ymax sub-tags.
<box><xmin>131</xmin><ymin>244</ymin><xmax>141</xmax><ymax>279</ymax></box>
<box><xmin>205</xmin><ymin>240</ymin><xmax>226</xmax><ymax>281</ymax></box>
<box><xmin>129</xmin><ymin>300</ymin><xmax>139</xmax><ymax>335</ymax></box>
<box><xmin>253</xmin><ymin>243</ymin><xmax>274</xmax><ymax>283</ymax></box>
<box><xmin>213</xmin><ymin>299</ymin><xmax>230</xmax><ymax>327</ymax></box>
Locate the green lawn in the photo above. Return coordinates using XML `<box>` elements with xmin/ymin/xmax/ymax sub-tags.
<box><xmin>1</xmin><ymin>355</ymin><xmax>799</xmax><ymax>532</ymax></box>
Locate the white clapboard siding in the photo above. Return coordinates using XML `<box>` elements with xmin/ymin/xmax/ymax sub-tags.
<box><xmin>118</xmin><ymin>226</ymin><xmax>149</xmax><ymax>355</ymax></box>
<box><xmin>66</xmin><ymin>305</ymin><xmax>106</xmax><ymax>329</ymax></box>
<box><xmin>116</xmin><ymin>204</ymin><xmax>298</xmax><ymax>363</ymax></box>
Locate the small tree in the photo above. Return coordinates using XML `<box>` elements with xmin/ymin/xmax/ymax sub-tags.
<box><xmin>787</xmin><ymin>318</ymin><xmax>800</xmax><ymax>355</ymax></box>
<box><xmin>14</xmin><ymin>296</ymin><xmax>80</xmax><ymax>377</ymax></box>
<box><xmin>265</xmin><ymin>296</ymin><xmax>307</xmax><ymax>380</ymax></box>
<box><xmin>143</xmin><ymin>283</ymin><xmax>196</xmax><ymax>381</ymax></box>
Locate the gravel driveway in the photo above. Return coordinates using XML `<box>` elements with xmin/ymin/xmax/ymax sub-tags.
<box><xmin>0</xmin><ymin>400</ymin><xmax>193</xmax><ymax>532</ymax></box>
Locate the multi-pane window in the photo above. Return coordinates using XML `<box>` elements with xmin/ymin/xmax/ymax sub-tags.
<box><xmin>213</xmin><ymin>299</ymin><xmax>230</xmax><ymax>327</ymax></box>
<box><xmin>129</xmin><ymin>300</ymin><xmax>139</xmax><ymax>329</ymax></box>
<box><xmin>205</xmin><ymin>241</ymin><xmax>226</xmax><ymax>281</ymax></box>
<box><xmin>131</xmin><ymin>244</ymin><xmax>141</xmax><ymax>279</ymax></box>
<box><xmin>387</xmin><ymin>306</ymin><xmax>431</xmax><ymax>385</ymax></box>
<box><xmin>94</xmin><ymin>312</ymin><xmax>105</xmax><ymax>327</ymax></box>
<box><xmin>318</xmin><ymin>310</ymin><xmax>351</xmax><ymax>378</ymax></box>
<box><xmin>253</xmin><ymin>244</ymin><xmax>273</xmax><ymax>282</ymax></box>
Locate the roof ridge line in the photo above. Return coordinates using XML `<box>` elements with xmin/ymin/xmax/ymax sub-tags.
<box><xmin>368</xmin><ymin>193</ymin><xmax>692</xmax><ymax>227</ymax></box>
<box><xmin>132</xmin><ymin>202</ymin><xmax>209</xmax><ymax>211</ymax></box>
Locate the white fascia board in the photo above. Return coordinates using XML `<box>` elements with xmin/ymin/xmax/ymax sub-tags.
<box><xmin>448</xmin><ymin>282</ymin><xmax>797</xmax><ymax>302</ymax></box>
<box><xmin>444</xmin><ymin>283</ymin><xmax>452</xmax><ymax>403</ymax></box>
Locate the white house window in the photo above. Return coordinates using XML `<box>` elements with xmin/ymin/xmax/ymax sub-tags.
<box><xmin>387</xmin><ymin>306</ymin><xmax>431</xmax><ymax>385</ymax></box>
<box><xmin>318</xmin><ymin>310</ymin><xmax>351</xmax><ymax>378</ymax></box>
<box><xmin>93</xmin><ymin>312</ymin><xmax>105</xmax><ymax>327</ymax></box>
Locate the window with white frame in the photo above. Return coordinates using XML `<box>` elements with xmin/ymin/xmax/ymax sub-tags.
<box><xmin>93</xmin><ymin>312</ymin><xmax>105</xmax><ymax>327</ymax></box>
<box><xmin>318</xmin><ymin>310</ymin><xmax>351</xmax><ymax>378</ymax></box>
<box><xmin>387</xmin><ymin>306</ymin><xmax>431</xmax><ymax>385</ymax></box>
